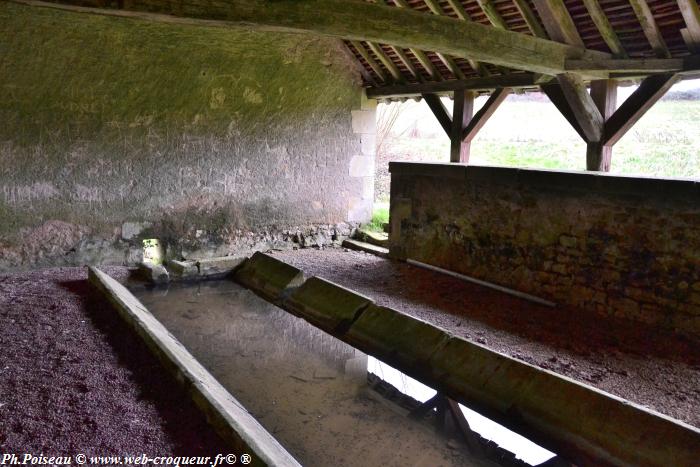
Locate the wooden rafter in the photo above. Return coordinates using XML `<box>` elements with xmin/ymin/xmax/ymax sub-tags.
<box><xmin>581</xmin><ymin>0</ymin><xmax>627</xmax><ymax>57</ymax></box>
<box><xmin>512</xmin><ymin>0</ymin><xmax>548</xmax><ymax>39</ymax></box>
<box><xmin>376</xmin><ymin>0</ymin><xmax>444</xmax><ymax>81</ymax></box>
<box><xmin>422</xmin><ymin>0</ymin><xmax>486</xmax><ymax>78</ymax></box>
<box><xmin>475</xmin><ymin>0</ymin><xmax>509</xmax><ymax>29</ymax></box>
<box><xmin>350</xmin><ymin>40</ymin><xmax>390</xmax><ymax>83</ymax></box>
<box><xmin>677</xmin><ymin>0</ymin><xmax>700</xmax><ymax>53</ymax></box>
<box><xmin>628</xmin><ymin>0</ymin><xmax>672</xmax><ymax>58</ymax></box>
<box><xmin>532</xmin><ymin>0</ymin><xmax>585</xmax><ymax>47</ymax></box>
<box><xmin>366</xmin><ymin>42</ymin><xmax>405</xmax><ymax>82</ymax></box>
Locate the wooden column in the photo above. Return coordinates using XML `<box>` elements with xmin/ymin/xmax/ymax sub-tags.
<box><xmin>586</xmin><ymin>79</ymin><xmax>617</xmax><ymax>171</ymax></box>
<box><xmin>450</xmin><ymin>89</ymin><xmax>474</xmax><ymax>163</ymax></box>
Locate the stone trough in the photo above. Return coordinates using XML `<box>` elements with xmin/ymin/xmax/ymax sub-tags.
<box><xmin>90</xmin><ymin>252</ymin><xmax>700</xmax><ymax>467</ymax></box>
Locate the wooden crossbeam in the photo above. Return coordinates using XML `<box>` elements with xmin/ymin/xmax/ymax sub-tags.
<box><xmin>366</xmin><ymin>73</ymin><xmax>540</xmax><ymax>98</ymax></box>
<box><xmin>461</xmin><ymin>88</ymin><xmax>510</xmax><ymax>142</ymax></box>
<box><xmin>532</xmin><ymin>0</ymin><xmax>585</xmax><ymax>47</ymax></box>
<box><xmin>628</xmin><ymin>0</ymin><xmax>671</xmax><ymax>58</ymax></box>
<box><xmin>565</xmin><ymin>58</ymin><xmax>686</xmax><ymax>73</ymax></box>
<box><xmin>581</xmin><ymin>0</ymin><xmax>627</xmax><ymax>57</ymax></box>
<box><xmin>603</xmin><ymin>73</ymin><xmax>680</xmax><ymax>146</ymax></box>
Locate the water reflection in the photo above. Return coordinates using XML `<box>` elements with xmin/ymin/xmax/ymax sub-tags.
<box><xmin>131</xmin><ymin>280</ymin><xmax>555</xmax><ymax>467</ymax></box>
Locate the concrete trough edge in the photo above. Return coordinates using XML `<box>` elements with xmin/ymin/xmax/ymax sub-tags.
<box><xmin>244</xmin><ymin>257</ymin><xmax>700</xmax><ymax>467</ymax></box>
<box><xmin>233</xmin><ymin>252</ymin><xmax>305</xmax><ymax>304</ymax></box>
<box><xmin>88</xmin><ymin>267</ymin><xmax>300</xmax><ymax>467</ymax></box>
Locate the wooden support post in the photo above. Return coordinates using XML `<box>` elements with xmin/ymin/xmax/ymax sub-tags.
<box><xmin>451</xmin><ymin>90</ymin><xmax>474</xmax><ymax>162</ymax></box>
<box><xmin>586</xmin><ymin>79</ymin><xmax>617</xmax><ymax>171</ymax></box>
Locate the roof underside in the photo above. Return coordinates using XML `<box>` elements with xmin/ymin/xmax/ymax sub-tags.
<box><xmin>345</xmin><ymin>0</ymin><xmax>698</xmax><ymax>99</ymax></box>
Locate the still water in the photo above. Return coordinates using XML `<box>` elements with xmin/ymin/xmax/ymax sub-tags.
<box><xmin>130</xmin><ymin>280</ymin><xmax>555</xmax><ymax>467</ymax></box>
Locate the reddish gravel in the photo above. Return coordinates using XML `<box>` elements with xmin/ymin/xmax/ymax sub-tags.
<box><xmin>0</xmin><ymin>266</ymin><xmax>229</xmax><ymax>456</ymax></box>
<box><xmin>271</xmin><ymin>247</ymin><xmax>700</xmax><ymax>428</ymax></box>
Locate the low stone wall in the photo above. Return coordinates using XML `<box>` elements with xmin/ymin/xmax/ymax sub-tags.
<box><xmin>389</xmin><ymin>162</ymin><xmax>700</xmax><ymax>338</ymax></box>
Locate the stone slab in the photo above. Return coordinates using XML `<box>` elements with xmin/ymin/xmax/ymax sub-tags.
<box><xmin>197</xmin><ymin>256</ymin><xmax>247</xmax><ymax>277</ymax></box>
<box><xmin>429</xmin><ymin>336</ymin><xmax>700</xmax><ymax>467</ymax></box>
<box><xmin>283</xmin><ymin>276</ymin><xmax>373</xmax><ymax>333</ymax></box>
<box><xmin>345</xmin><ymin>304</ymin><xmax>450</xmax><ymax>379</ymax></box>
<box><xmin>88</xmin><ymin>267</ymin><xmax>300</xmax><ymax>467</ymax></box>
<box><xmin>234</xmin><ymin>252</ymin><xmax>305</xmax><ymax>303</ymax></box>
<box><xmin>138</xmin><ymin>262</ymin><xmax>169</xmax><ymax>285</ymax></box>
<box><xmin>166</xmin><ymin>259</ymin><xmax>198</xmax><ymax>280</ymax></box>
<box><xmin>342</xmin><ymin>239</ymin><xmax>389</xmax><ymax>258</ymax></box>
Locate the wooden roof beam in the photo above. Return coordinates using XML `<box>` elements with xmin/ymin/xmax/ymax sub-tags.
<box><xmin>350</xmin><ymin>41</ymin><xmax>391</xmax><ymax>83</ymax></box>
<box><xmin>628</xmin><ymin>0</ymin><xmax>672</xmax><ymax>58</ymax></box>
<box><xmin>565</xmin><ymin>55</ymin><xmax>700</xmax><ymax>75</ymax></box>
<box><xmin>512</xmin><ymin>0</ymin><xmax>548</xmax><ymax>39</ymax></box>
<box><xmin>17</xmin><ymin>0</ymin><xmax>611</xmax><ymax>75</ymax></box>
<box><xmin>475</xmin><ymin>0</ymin><xmax>509</xmax><ymax>30</ymax></box>
<box><xmin>581</xmin><ymin>0</ymin><xmax>627</xmax><ymax>57</ymax></box>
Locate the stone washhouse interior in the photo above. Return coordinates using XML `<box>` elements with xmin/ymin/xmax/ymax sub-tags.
<box><xmin>2</xmin><ymin>1</ymin><xmax>700</xmax><ymax>466</ymax></box>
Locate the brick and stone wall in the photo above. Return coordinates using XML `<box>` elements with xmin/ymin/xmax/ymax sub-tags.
<box><xmin>0</xmin><ymin>2</ymin><xmax>376</xmax><ymax>271</ymax></box>
<box><xmin>389</xmin><ymin>162</ymin><xmax>700</xmax><ymax>338</ymax></box>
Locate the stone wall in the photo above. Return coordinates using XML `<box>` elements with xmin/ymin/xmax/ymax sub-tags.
<box><xmin>0</xmin><ymin>2</ymin><xmax>376</xmax><ymax>271</ymax></box>
<box><xmin>389</xmin><ymin>162</ymin><xmax>700</xmax><ymax>338</ymax></box>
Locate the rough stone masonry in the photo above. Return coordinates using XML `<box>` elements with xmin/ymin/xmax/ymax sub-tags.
<box><xmin>389</xmin><ymin>162</ymin><xmax>700</xmax><ymax>339</ymax></box>
<box><xmin>0</xmin><ymin>2</ymin><xmax>376</xmax><ymax>271</ymax></box>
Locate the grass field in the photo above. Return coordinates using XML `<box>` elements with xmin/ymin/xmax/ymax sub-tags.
<box><xmin>375</xmin><ymin>93</ymin><xmax>700</xmax><ymax>201</ymax></box>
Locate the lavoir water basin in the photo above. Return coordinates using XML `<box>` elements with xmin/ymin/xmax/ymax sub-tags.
<box><xmin>129</xmin><ymin>279</ymin><xmax>555</xmax><ymax>467</ymax></box>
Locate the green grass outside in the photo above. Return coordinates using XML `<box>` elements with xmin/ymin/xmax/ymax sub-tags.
<box><xmin>365</xmin><ymin>202</ymin><xmax>389</xmax><ymax>233</ymax></box>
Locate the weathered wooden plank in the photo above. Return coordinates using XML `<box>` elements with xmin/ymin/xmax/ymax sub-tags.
<box><xmin>88</xmin><ymin>267</ymin><xmax>301</xmax><ymax>467</ymax></box>
<box><xmin>14</xmin><ymin>0</ymin><xmax>610</xmax><ymax>75</ymax></box>
<box><xmin>628</xmin><ymin>0</ymin><xmax>672</xmax><ymax>58</ymax></box>
<box><xmin>555</xmin><ymin>74</ymin><xmax>604</xmax><ymax>142</ymax></box>
<box><xmin>677</xmin><ymin>0</ymin><xmax>700</xmax><ymax>52</ymax></box>
<box><xmin>367</xmin><ymin>73</ymin><xmax>538</xmax><ymax>98</ymax></box>
<box><xmin>422</xmin><ymin>93</ymin><xmax>452</xmax><ymax>137</ymax></box>
<box><xmin>450</xmin><ymin>89</ymin><xmax>474</xmax><ymax>163</ymax></box>
<box><xmin>604</xmin><ymin>73</ymin><xmax>680</xmax><ymax>146</ymax></box>
<box><xmin>512</xmin><ymin>0</ymin><xmax>548</xmax><ymax>38</ymax></box>
<box><xmin>581</xmin><ymin>0</ymin><xmax>627</xmax><ymax>57</ymax></box>
<box><xmin>532</xmin><ymin>0</ymin><xmax>585</xmax><ymax>47</ymax></box>
<box><xmin>461</xmin><ymin>87</ymin><xmax>510</xmax><ymax>143</ymax></box>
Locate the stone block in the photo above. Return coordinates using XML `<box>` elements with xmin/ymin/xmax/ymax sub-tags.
<box><xmin>138</xmin><ymin>262</ymin><xmax>169</xmax><ymax>285</ymax></box>
<box><xmin>284</xmin><ymin>277</ymin><xmax>373</xmax><ymax>333</ymax></box>
<box><xmin>361</xmin><ymin>92</ymin><xmax>377</xmax><ymax>111</ymax></box>
<box><xmin>351</xmin><ymin>110</ymin><xmax>376</xmax><ymax>134</ymax></box>
<box><xmin>349</xmin><ymin>155</ymin><xmax>374</xmax><ymax>178</ymax></box>
<box><xmin>347</xmin><ymin>197</ymin><xmax>372</xmax><ymax>223</ymax></box>
<box><xmin>360</xmin><ymin>134</ymin><xmax>376</xmax><ymax>156</ymax></box>
<box><xmin>345</xmin><ymin>305</ymin><xmax>449</xmax><ymax>377</ymax></box>
<box><xmin>166</xmin><ymin>259</ymin><xmax>199</xmax><ymax>280</ymax></box>
<box><xmin>234</xmin><ymin>252</ymin><xmax>305</xmax><ymax>302</ymax></box>
<box><xmin>121</xmin><ymin>221</ymin><xmax>153</xmax><ymax>241</ymax></box>
<box><xmin>197</xmin><ymin>256</ymin><xmax>246</xmax><ymax>277</ymax></box>
<box><xmin>361</xmin><ymin>176</ymin><xmax>374</xmax><ymax>200</ymax></box>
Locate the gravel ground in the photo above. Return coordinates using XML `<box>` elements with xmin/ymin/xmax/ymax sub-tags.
<box><xmin>271</xmin><ymin>247</ymin><xmax>700</xmax><ymax>428</ymax></box>
<box><xmin>0</xmin><ymin>266</ymin><xmax>228</xmax><ymax>456</ymax></box>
